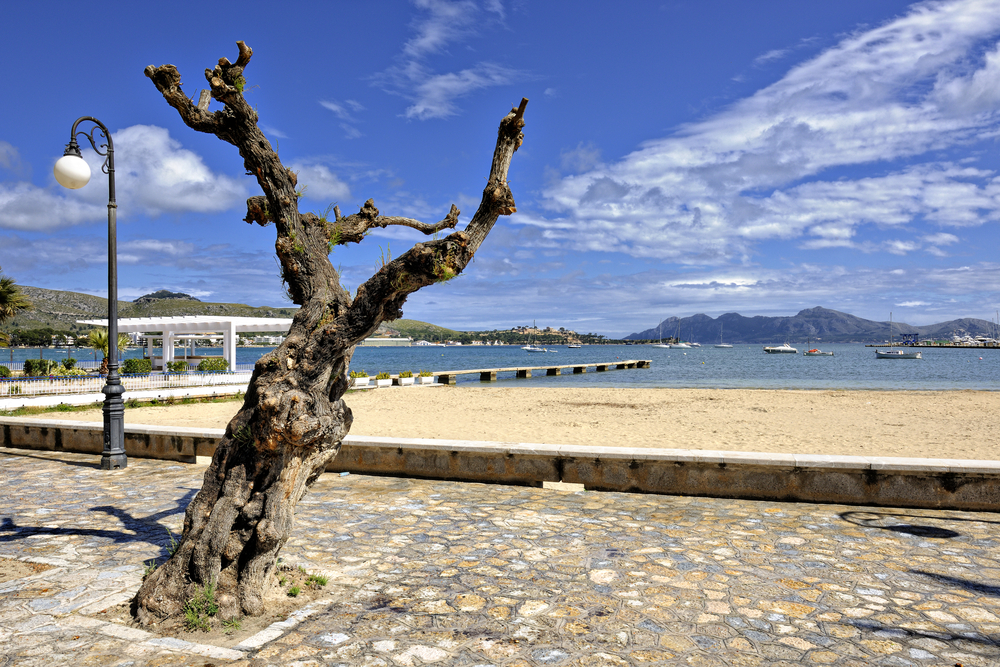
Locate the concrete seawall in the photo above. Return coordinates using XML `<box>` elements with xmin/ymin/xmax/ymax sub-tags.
<box><xmin>3</xmin><ymin>416</ymin><xmax>998</xmax><ymax>511</ymax></box>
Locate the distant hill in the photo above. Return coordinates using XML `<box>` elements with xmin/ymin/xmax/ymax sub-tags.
<box><xmin>9</xmin><ymin>286</ymin><xmax>298</xmax><ymax>332</ymax></box>
<box><xmin>627</xmin><ymin>307</ymin><xmax>999</xmax><ymax>344</ymax></box>
<box><xmin>133</xmin><ymin>290</ymin><xmax>200</xmax><ymax>304</ymax></box>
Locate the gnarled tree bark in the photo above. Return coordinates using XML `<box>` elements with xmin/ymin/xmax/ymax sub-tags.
<box><xmin>133</xmin><ymin>41</ymin><xmax>526</xmax><ymax>624</ymax></box>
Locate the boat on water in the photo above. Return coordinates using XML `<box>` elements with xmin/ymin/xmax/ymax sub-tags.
<box><xmin>715</xmin><ymin>323</ymin><xmax>733</xmax><ymax>348</ymax></box>
<box><xmin>652</xmin><ymin>318</ymin><xmax>670</xmax><ymax>348</ymax></box>
<box><xmin>669</xmin><ymin>320</ymin><xmax>691</xmax><ymax>348</ymax></box>
<box><xmin>567</xmin><ymin>344</ymin><xmax>581</xmax><ymax>348</ymax></box>
<box><xmin>876</xmin><ymin>312</ymin><xmax>922</xmax><ymax>359</ymax></box>
<box><xmin>522</xmin><ymin>320</ymin><xmax>548</xmax><ymax>353</ymax></box>
<box><xmin>763</xmin><ymin>343</ymin><xmax>798</xmax><ymax>354</ymax></box>
<box><xmin>804</xmin><ymin>348</ymin><xmax>834</xmax><ymax>356</ymax></box>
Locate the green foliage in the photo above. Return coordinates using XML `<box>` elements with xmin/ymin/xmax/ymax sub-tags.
<box><xmin>399</xmin><ymin>370</ymin><xmax>413</xmax><ymax>378</ymax></box>
<box><xmin>222</xmin><ymin>618</ymin><xmax>242</xmax><ymax>633</ymax></box>
<box><xmin>197</xmin><ymin>357</ymin><xmax>230</xmax><ymax>372</ymax></box>
<box><xmin>126</xmin><ymin>398</ymin><xmax>141</xmax><ymax>409</ymax></box>
<box><xmin>61</xmin><ymin>358</ymin><xmax>76</xmax><ymax>370</ymax></box>
<box><xmin>121</xmin><ymin>358</ymin><xmax>152</xmax><ymax>375</ymax></box>
<box><xmin>378</xmin><ymin>244</ymin><xmax>392</xmax><ymax>269</ymax></box>
<box><xmin>306</xmin><ymin>574</ymin><xmax>328</xmax><ymax>588</ymax></box>
<box><xmin>349</xmin><ymin>370</ymin><xmax>368</xmax><ymax>378</ymax></box>
<box><xmin>143</xmin><ymin>560</ymin><xmax>157</xmax><ymax>580</ymax></box>
<box><xmin>232</xmin><ymin>424</ymin><xmax>254</xmax><ymax>449</ymax></box>
<box><xmin>183</xmin><ymin>578</ymin><xmax>219</xmax><ymax>632</ymax></box>
<box><xmin>7</xmin><ymin>383</ymin><xmax>20</xmax><ymax>395</ymax></box>
<box><xmin>23</xmin><ymin>358</ymin><xmax>57</xmax><ymax>377</ymax></box>
<box><xmin>278</xmin><ymin>575</ymin><xmax>288</xmax><ymax>587</ymax></box>
<box><xmin>375</xmin><ymin>372</ymin><xmax>391</xmax><ymax>380</ymax></box>
<box><xmin>0</xmin><ymin>366</ymin><xmax>9</xmax><ymax>378</ymax></box>
<box><xmin>418</xmin><ymin>370</ymin><xmax>432</xmax><ymax>377</ymax></box>
<box><xmin>165</xmin><ymin>530</ymin><xmax>180</xmax><ymax>557</ymax></box>
<box><xmin>233</xmin><ymin>75</ymin><xmax>246</xmax><ymax>92</ymax></box>
<box><xmin>287</xmin><ymin>585</ymin><xmax>301</xmax><ymax>598</ymax></box>
<box><xmin>166</xmin><ymin>361</ymin><xmax>190</xmax><ymax>373</ymax></box>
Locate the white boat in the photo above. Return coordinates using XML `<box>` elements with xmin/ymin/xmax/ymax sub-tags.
<box><xmin>651</xmin><ymin>318</ymin><xmax>670</xmax><ymax>348</ymax></box>
<box><xmin>875</xmin><ymin>349</ymin><xmax>922</xmax><ymax>359</ymax></box>
<box><xmin>876</xmin><ymin>312</ymin><xmax>922</xmax><ymax>359</ymax></box>
<box><xmin>803</xmin><ymin>348</ymin><xmax>834</xmax><ymax>356</ymax></box>
<box><xmin>688</xmin><ymin>342</ymin><xmax>701</xmax><ymax>347</ymax></box>
<box><xmin>668</xmin><ymin>320</ymin><xmax>690</xmax><ymax>348</ymax></box>
<box><xmin>763</xmin><ymin>343</ymin><xmax>798</xmax><ymax>354</ymax></box>
<box><xmin>522</xmin><ymin>320</ymin><xmax>548</xmax><ymax>352</ymax></box>
<box><xmin>567</xmin><ymin>344</ymin><xmax>581</xmax><ymax>349</ymax></box>
<box><xmin>715</xmin><ymin>323</ymin><xmax>733</xmax><ymax>348</ymax></box>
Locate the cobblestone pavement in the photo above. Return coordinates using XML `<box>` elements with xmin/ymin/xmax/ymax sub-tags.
<box><xmin>2</xmin><ymin>446</ymin><xmax>1000</xmax><ymax>666</ymax></box>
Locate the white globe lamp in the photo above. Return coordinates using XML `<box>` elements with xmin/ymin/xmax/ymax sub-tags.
<box><xmin>54</xmin><ymin>153</ymin><xmax>92</xmax><ymax>189</ymax></box>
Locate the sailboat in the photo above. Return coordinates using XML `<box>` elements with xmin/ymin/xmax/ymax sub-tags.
<box><xmin>522</xmin><ymin>320</ymin><xmax>548</xmax><ymax>353</ymax></box>
<box><xmin>669</xmin><ymin>319</ymin><xmax>691</xmax><ymax>348</ymax></box>
<box><xmin>652</xmin><ymin>318</ymin><xmax>670</xmax><ymax>348</ymax></box>
<box><xmin>714</xmin><ymin>323</ymin><xmax>733</xmax><ymax>348</ymax></box>
<box><xmin>875</xmin><ymin>312</ymin><xmax>922</xmax><ymax>359</ymax></box>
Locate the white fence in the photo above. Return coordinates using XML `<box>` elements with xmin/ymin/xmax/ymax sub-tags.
<box><xmin>0</xmin><ymin>371</ymin><xmax>253</xmax><ymax>397</ymax></box>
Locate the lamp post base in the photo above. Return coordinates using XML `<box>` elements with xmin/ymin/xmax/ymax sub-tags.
<box><xmin>101</xmin><ymin>381</ymin><xmax>127</xmax><ymax>470</ymax></box>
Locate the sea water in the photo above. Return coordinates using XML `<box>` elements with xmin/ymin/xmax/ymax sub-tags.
<box><xmin>5</xmin><ymin>343</ymin><xmax>997</xmax><ymax>391</ymax></box>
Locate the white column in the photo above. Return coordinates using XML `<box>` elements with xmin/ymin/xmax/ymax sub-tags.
<box><xmin>224</xmin><ymin>322</ymin><xmax>237</xmax><ymax>371</ymax></box>
<box><xmin>163</xmin><ymin>330</ymin><xmax>175</xmax><ymax>365</ymax></box>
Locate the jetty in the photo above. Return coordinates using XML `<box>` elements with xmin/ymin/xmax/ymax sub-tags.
<box><xmin>432</xmin><ymin>359</ymin><xmax>650</xmax><ymax>384</ymax></box>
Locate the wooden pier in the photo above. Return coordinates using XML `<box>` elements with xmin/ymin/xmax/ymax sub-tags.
<box><xmin>432</xmin><ymin>360</ymin><xmax>651</xmax><ymax>385</ymax></box>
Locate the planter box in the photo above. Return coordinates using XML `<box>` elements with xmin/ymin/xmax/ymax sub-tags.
<box><xmin>418</xmin><ymin>376</ymin><xmax>434</xmax><ymax>384</ymax></box>
<box><xmin>352</xmin><ymin>377</ymin><xmax>370</xmax><ymax>388</ymax></box>
<box><xmin>375</xmin><ymin>378</ymin><xmax>392</xmax><ymax>388</ymax></box>
<box><xmin>397</xmin><ymin>377</ymin><xmax>415</xmax><ymax>386</ymax></box>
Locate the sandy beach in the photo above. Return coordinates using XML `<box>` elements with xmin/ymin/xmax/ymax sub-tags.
<box><xmin>33</xmin><ymin>386</ymin><xmax>1000</xmax><ymax>461</ymax></box>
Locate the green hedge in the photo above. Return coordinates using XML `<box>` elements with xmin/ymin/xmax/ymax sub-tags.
<box><xmin>0</xmin><ymin>366</ymin><xmax>9</xmax><ymax>378</ymax></box>
<box><xmin>166</xmin><ymin>361</ymin><xmax>190</xmax><ymax>373</ymax></box>
<box><xmin>197</xmin><ymin>357</ymin><xmax>230</xmax><ymax>372</ymax></box>
<box><xmin>121</xmin><ymin>358</ymin><xmax>153</xmax><ymax>375</ymax></box>
<box><xmin>23</xmin><ymin>359</ymin><xmax>58</xmax><ymax>377</ymax></box>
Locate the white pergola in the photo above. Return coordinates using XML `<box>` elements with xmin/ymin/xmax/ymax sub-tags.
<box><xmin>77</xmin><ymin>316</ymin><xmax>294</xmax><ymax>371</ymax></box>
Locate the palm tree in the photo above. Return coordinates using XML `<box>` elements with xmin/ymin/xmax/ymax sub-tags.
<box><xmin>87</xmin><ymin>329</ymin><xmax>131</xmax><ymax>375</ymax></box>
<box><xmin>0</xmin><ymin>269</ymin><xmax>33</xmax><ymax>347</ymax></box>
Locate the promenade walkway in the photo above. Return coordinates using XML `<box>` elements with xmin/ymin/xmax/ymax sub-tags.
<box><xmin>2</xmin><ymin>447</ymin><xmax>1000</xmax><ymax>665</ymax></box>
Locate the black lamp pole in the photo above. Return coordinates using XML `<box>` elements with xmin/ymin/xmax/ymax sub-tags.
<box><xmin>61</xmin><ymin>117</ymin><xmax>126</xmax><ymax>469</ymax></box>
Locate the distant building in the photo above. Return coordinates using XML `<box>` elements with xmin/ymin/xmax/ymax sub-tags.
<box><xmin>359</xmin><ymin>337</ymin><xmax>412</xmax><ymax>347</ymax></box>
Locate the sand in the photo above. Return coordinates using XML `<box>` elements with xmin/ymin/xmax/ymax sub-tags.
<box><xmin>33</xmin><ymin>386</ymin><xmax>1000</xmax><ymax>461</ymax></box>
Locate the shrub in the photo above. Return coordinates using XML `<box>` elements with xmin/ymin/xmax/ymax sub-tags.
<box><xmin>62</xmin><ymin>358</ymin><xmax>76</xmax><ymax>370</ymax></box>
<box><xmin>166</xmin><ymin>361</ymin><xmax>189</xmax><ymax>373</ymax></box>
<box><xmin>349</xmin><ymin>370</ymin><xmax>368</xmax><ymax>378</ymax></box>
<box><xmin>197</xmin><ymin>357</ymin><xmax>230</xmax><ymax>372</ymax></box>
<box><xmin>0</xmin><ymin>366</ymin><xmax>9</xmax><ymax>378</ymax></box>
<box><xmin>399</xmin><ymin>370</ymin><xmax>413</xmax><ymax>378</ymax></box>
<box><xmin>23</xmin><ymin>359</ymin><xmax>57</xmax><ymax>377</ymax></box>
<box><xmin>374</xmin><ymin>372</ymin><xmax>391</xmax><ymax>380</ymax></box>
<box><xmin>121</xmin><ymin>358</ymin><xmax>152</xmax><ymax>375</ymax></box>
<box><xmin>418</xmin><ymin>370</ymin><xmax>432</xmax><ymax>377</ymax></box>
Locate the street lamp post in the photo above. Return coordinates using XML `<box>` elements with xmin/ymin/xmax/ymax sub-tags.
<box><xmin>54</xmin><ymin>117</ymin><xmax>126</xmax><ymax>470</ymax></box>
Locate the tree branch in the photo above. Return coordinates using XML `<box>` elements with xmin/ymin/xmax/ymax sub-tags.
<box><xmin>338</xmin><ymin>99</ymin><xmax>527</xmax><ymax>343</ymax></box>
<box><xmin>325</xmin><ymin>199</ymin><xmax>460</xmax><ymax>246</ymax></box>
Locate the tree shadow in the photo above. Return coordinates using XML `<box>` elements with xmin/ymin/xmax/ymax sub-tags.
<box><xmin>836</xmin><ymin>510</ymin><xmax>1000</xmax><ymax>539</ymax></box>
<box><xmin>851</xmin><ymin>619</ymin><xmax>1000</xmax><ymax>650</ymax></box>
<box><xmin>911</xmin><ymin>569</ymin><xmax>1000</xmax><ymax>597</ymax></box>
<box><xmin>0</xmin><ymin>488</ymin><xmax>197</xmax><ymax>552</ymax></box>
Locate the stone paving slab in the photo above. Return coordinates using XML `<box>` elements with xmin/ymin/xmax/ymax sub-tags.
<box><xmin>2</xmin><ymin>446</ymin><xmax>1000</xmax><ymax>665</ymax></box>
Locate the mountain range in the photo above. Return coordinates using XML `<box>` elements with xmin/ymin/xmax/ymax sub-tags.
<box><xmin>627</xmin><ymin>307</ymin><xmax>999</xmax><ymax>344</ymax></box>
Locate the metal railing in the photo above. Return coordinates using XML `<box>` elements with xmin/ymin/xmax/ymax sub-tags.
<box><xmin>0</xmin><ymin>371</ymin><xmax>253</xmax><ymax>397</ymax></box>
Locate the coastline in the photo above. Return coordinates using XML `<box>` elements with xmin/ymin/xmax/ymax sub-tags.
<box><xmin>32</xmin><ymin>386</ymin><xmax>1000</xmax><ymax>461</ymax></box>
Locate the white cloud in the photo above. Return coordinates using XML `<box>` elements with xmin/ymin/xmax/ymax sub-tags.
<box><xmin>0</xmin><ymin>141</ymin><xmax>21</xmax><ymax>172</ymax></box>
<box><xmin>320</xmin><ymin>100</ymin><xmax>356</xmax><ymax>121</ymax></box>
<box><xmin>290</xmin><ymin>163</ymin><xmax>352</xmax><ymax>201</ymax></box>
<box><xmin>753</xmin><ymin>48</ymin><xmax>789</xmax><ymax>66</ymax></box>
<box><xmin>530</xmin><ymin>0</ymin><xmax>1000</xmax><ymax>262</ymax></box>
<box><xmin>0</xmin><ymin>125</ymin><xmax>248</xmax><ymax>231</ymax></box>
<box><xmin>377</xmin><ymin>0</ymin><xmax>522</xmax><ymax>120</ymax></box>
<box><xmin>405</xmin><ymin>63</ymin><xmax>520</xmax><ymax>119</ymax></box>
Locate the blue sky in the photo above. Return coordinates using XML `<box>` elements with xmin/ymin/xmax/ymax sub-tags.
<box><xmin>1</xmin><ymin>0</ymin><xmax>999</xmax><ymax>337</ymax></box>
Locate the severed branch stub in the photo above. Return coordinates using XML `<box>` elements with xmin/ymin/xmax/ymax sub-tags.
<box><xmin>133</xmin><ymin>40</ymin><xmax>527</xmax><ymax>626</ymax></box>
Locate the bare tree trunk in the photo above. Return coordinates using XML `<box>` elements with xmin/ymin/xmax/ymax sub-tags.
<box><xmin>133</xmin><ymin>42</ymin><xmax>526</xmax><ymax>623</ymax></box>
